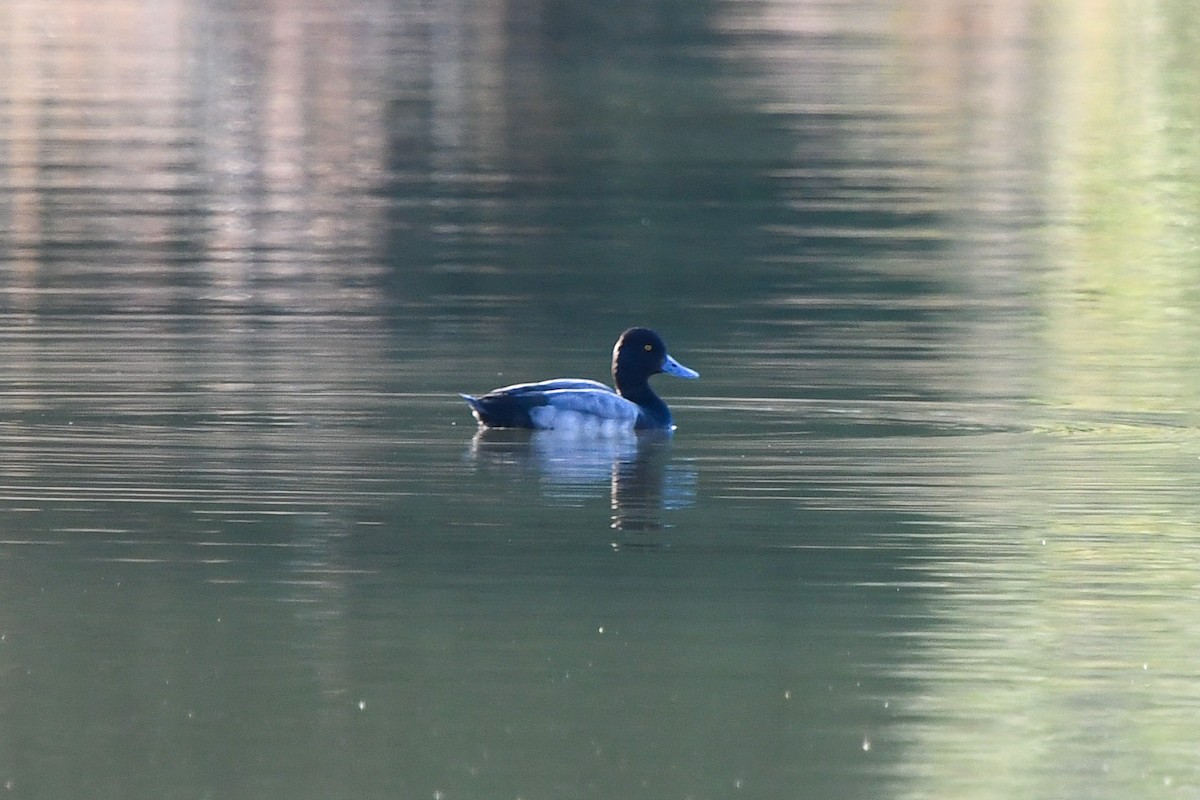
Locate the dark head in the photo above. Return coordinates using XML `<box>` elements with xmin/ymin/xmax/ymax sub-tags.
<box><xmin>611</xmin><ymin>327</ymin><xmax>699</xmax><ymax>399</ymax></box>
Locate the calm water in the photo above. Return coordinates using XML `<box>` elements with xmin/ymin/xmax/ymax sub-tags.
<box><xmin>3</xmin><ymin>1</ymin><xmax>1200</xmax><ymax>798</ymax></box>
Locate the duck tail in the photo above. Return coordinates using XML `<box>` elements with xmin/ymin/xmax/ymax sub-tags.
<box><xmin>459</xmin><ymin>393</ymin><xmax>485</xmax><ymax>422</ymax></box>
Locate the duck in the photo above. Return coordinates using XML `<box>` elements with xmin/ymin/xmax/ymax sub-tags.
<box><xmin>460</xmin><ymin>327</ymin><xmax>699</xmax><ymax>431</ymax></box>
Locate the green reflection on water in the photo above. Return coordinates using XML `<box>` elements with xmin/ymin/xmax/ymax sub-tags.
<box><xmin>1043</xmin><ymin>0</ymin><xmax>1200</xmax><ymax>413</ymax></box>
<box><xmin>896</xmin><ymin>2</ymin><xmax>1200</xmax><ymax>797</ymax></box>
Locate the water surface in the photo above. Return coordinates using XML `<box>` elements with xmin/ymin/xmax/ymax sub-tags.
<box><xmin>2</xmin><ymin>1</ymin><xmax>1200</xmax><ymax>798</ymax></box>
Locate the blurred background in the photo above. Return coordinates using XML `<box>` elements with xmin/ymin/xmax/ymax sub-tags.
<box><xmin>2</xmin><ymin>1</ymin><xmax>1199</xmax><ymax>798</ymax></box>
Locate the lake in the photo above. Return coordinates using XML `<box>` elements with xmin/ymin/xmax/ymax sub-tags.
<box><xmin>2</xmin><ymin>1</ymin><xmax>1200</xmax><ymax>798</ymax></box>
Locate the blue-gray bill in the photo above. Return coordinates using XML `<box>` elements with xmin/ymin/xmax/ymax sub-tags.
<box><xmin>662</xmin><ymin>354</ymin><xmax>699</xmax><ymax>380</ymax></box>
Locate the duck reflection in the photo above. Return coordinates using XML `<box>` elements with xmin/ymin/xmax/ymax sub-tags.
<box><xmin>466</xmin><ymin>428</ymin><xmax>695</xmax><ymax>530</ymax></box>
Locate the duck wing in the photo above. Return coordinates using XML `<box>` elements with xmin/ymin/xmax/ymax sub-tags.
<box><xmin>529</xmin><ymin>387</ymin><xmax>640</xmax><ymax>430</ymax></box>
<box><xmin>489</xmin><ymin>378</ymin><xmax>613</xmax><ymax>395</ymax></box>
<box><xmin>462</xmin><ymin>379</ymin><xmax>624</xmax><ymax>429</ymax></box>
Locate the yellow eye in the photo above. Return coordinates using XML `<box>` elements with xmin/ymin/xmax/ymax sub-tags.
<box><xmin>644</xmin><ymin>344</ymin><xmax>653</xmax><ymax>351</ymax></box>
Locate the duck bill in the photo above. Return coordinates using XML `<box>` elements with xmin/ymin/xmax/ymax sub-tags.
<box><xmin>661</xmin><ymin>354</ymin><xmax>699</xmax><ymax>379</ymax></box>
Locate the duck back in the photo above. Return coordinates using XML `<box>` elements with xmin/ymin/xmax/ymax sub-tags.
<box><xmin>461</xmin><ymin>379</ymin><xmax>617</xmax><ymax>429</ymax></box>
